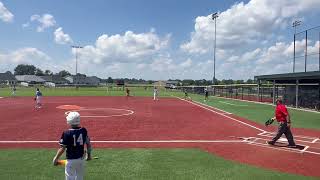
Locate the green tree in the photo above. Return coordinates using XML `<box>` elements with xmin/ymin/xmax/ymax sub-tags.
<box><xmin>35</xmin><ymin>68</ymin><xmax>44</xmax><ymax>76</ymax></box>
<box><xmin>14</xmin><ymin>64</ymin><xmax>37</xmax><ymax>75</ymax></box>
<box><xmin>57</xmin><ymin>70</ymin><xmax>71</xmax><ymax>77</ymax></box>
<box><xmin>107</xmin><ymin>77</ymin><xmax>113</xmax><ymax>83</ymax></box>
<box><xmin>44</xmin><ymin>70</ymin><xmax>53</xmax><ymax>76</ymax></box>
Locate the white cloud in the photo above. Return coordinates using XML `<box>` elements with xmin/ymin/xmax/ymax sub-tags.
<box><xmin>181</xmin><ymin>0</ymin><xmax>320</xmax><ymax>54</ymax></box>
<box><xmin>77</xmin><ymin>30</ymin><xmax>170</xmax><ymax>65</ymax></box>
<box><xmin>54</xmin><ymin>27</ymin><xmax>73</xmax><ymax>44</ymax></box>
<box><xmin>0</xmin><ymin>1</ymin><xmax>14</xmax><ymax>22</ymax></box>
<box><xmin>30</xmin><ymin>14</ymin><xmax>56</xmax><ymax>32</ymax></box>
<box><xmin>0</xmin><ymin>48</ymin><xmax>58</xmax><ymax>72</ymax></box>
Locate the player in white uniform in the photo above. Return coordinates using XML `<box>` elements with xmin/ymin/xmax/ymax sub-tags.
<box><xmin>11</xmin><ymin>84</ymin><xmax>16</xmax><ymax>97</ymax></box>
<box><xmin>153</xmin><ymin>87</ymin><xmax>159</xmax><ymax>100</ymax></box>
<box><xmin>53</xmin><ymin>112</ymin><xmax>92</xmax><ymax>180</ymax></box>
<box><xmin>35</xmin><ymin>88</ymin><xmax>42</xmax><ymax>109</ymax></box>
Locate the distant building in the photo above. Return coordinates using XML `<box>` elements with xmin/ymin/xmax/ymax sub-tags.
<box><xmin>87</xmin><ymin>76</ymin><xmax>101</xmax><ymax>85</ymax></box>
<box><xmin>41</xmin><ymin>75</ymin><xmax>70</xmax><ymax>84</ymax></box>
<box><xmin>0</xmin><ymin>72</ymin><xmax>16</xmax><ymax>85</ymax></box>
<box><xmin>165</xmin><ymin>81</ymin><xmax>179</xmax><ymax>89</ymax></box>
<box><xmin>154</xmin><ymin>81</ymin><xmax>166</xmax><ymax>87</ymax></box>
<box><xmin>41</xmin><ymin>75</ymin><xmax>70</xmax><ymax>87</ymax></box>
<box><xmin>64</xmin><ymin>75</ymin><xmax>100</xmax><ymax>86</ymax></box>
<box><xmin>115</xmin><ymin>79</ymin><xmax>125</xmax><ymax>86</ymax></box>
<box><xmin>15</xmin><ymin>75</ymin><xmax>45</xmax><ymax>86</ymax></box>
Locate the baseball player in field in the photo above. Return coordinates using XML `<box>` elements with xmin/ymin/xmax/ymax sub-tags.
<box><xmin>11</xmin><ymin>84</ymin><xmax>16</xmax><ymax>97</ymax></box>
<box><xmin>153</xmin><ymin>86</ymin><xmax>159</xmax><ymax>100</ymax></box>
<box><xmin>126</xmin><ymin>88</ymin><xmax>130</xmax><ymax>97</ymax></box>
<box><xmin>35</xmin><ymin>88</ymin><xmax>42</xmax><ymax>108</ymax></box>
<box><xmin>53</xmin><ymin>111</ymin><xmax>92</xmax><ymax>180</ymax></box>
<box><xmin>204</xmin><ymin>88</ymin><xmax>209</xmax><ymax>102</ymax></box>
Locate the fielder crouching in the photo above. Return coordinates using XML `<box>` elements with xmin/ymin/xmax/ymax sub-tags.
<box><xmin>267</xmin><ymin>98</ymin><xmax>296</xmax><ymax>148</ymax></box>
<box><xmin>53</xmin><ymin>111</ymin><xmax>92</xmax><ymax>180</ymax></box>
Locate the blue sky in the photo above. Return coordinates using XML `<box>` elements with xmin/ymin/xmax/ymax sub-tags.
<box><xmin>0</xmin><ymin>0</ymin><xmax>319</xmax><ymax>80</ymax></box>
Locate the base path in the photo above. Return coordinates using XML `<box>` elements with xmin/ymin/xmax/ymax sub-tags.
<box><xmin>0</xmin><ymin>96</ymin><xmax>320</xmax><ymax>177</ymax></box>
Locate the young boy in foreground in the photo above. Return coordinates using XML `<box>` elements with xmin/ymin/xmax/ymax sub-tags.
<box><xmin>53</xmin><ymin>111</ymin><xmax>92</xmax><ymax>180</ymax></box>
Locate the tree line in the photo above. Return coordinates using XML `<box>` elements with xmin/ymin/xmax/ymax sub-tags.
<box><xmin>6</xmin><ymin>64</ymin><xmax>256</xmax><ymax>85</ymax></box>
<box><xmin>11</xmin><ymin>64</ymin><xmax>72</xmax><ymax>77</ymax></box>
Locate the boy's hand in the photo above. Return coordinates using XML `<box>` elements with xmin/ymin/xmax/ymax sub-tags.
<box><xmin>52</xmin><ymin>158</ymin><xmax>58</xmax><ymax>166</ymax></box>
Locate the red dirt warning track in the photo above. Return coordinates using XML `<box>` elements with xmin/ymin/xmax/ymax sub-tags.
<box><xmin>0</xmin><ymin>96</ymin><xmax>320</xmax><ymax>177</ymax></box>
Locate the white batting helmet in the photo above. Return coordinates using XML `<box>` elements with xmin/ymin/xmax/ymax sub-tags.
<box><xmin>66</xmin><ymin>111</ymin><xmax>81</xmax><ymax>125</ymax></box>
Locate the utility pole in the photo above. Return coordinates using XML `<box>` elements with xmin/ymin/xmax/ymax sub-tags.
<box><xmin>71</xmin><ymin>45</ymin><xmax>83</xmax><ymax>87</ymax></box>
<box><xmin>211</xmin><ymin>12</ymin><xmax>218</xmax><ymax>86</ymax></box>
<box><xmin>292</xmin><ymin>20</ymin><xmax>301</xmax><ymax>73</ymax></box>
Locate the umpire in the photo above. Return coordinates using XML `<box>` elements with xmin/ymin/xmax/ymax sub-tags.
<box><xmin>267</xmin><ymin>98</ymin><xmax>296</xmax><ymax>148</ymax></box>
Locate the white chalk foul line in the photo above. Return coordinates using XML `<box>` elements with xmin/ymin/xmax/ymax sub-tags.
<box><xmin>301</xmin><ymin>146</ymin><xmax>310</xmax><ymax>153</ymax></box>
<box><xmin>245</xmin><ymin>136</ymin><xmax>320</xmax><ymax>155</ymax></box>
<box><xmin>218</xmin><ymin>101</ymin><xmax>248</xmax><ymax>107</ymax></box>
<box><xmin>0</xmin><ymin>140</ymin><xmax>245</xmax><ymax>143</ymax></box>
<box><xmin>175</xmin><ymin>96</ymin><xmax>265</xmax><ymax>132</ymax></box>
<box><xmin>192</xmin><ymin>99</ymin><xmax>233</xmax><ymax>115</ymax></box>
<box><xmin>259</xmin><ymin>132</ymin><xmax>320</xmax><ymax>143</ymax></box>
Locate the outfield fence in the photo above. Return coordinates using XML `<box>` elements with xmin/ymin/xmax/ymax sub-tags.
<box><xmin>174</xmin><ymin>84</ymin><xmax>320</xmax><ymax>111</ymax></box>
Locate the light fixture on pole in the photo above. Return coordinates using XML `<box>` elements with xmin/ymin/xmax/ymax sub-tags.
<box><xmin>292</xmin><ymin>20</ymin><xmax>301</xmax><ymax>73</ymax></box>
<box><xmin>211</xmin><ymin>12</ymin><xmax>218</xmax><ymax>85</ymax></box>
<box><xmin>71</xmin><ymin>45</ymin><xmax>83</xmax><ymax>87</ymax></box>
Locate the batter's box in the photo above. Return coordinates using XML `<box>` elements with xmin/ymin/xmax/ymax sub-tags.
<box><xmin>258</xmin><ymin>132</ymin><xmax>317</xmax><ymax>144</ymax></box>
<box><xmin>245</xmin><ymin>137</ymin><xmax>305</xmax><ymax>150</ymax></box>
<box><xmin>305</xmin><ymin>147</ymin><xmax>320</xmax><ymax>155</ymax></box>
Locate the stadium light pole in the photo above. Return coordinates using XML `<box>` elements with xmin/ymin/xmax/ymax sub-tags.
<box><xmin>71</xmin><ymin>45</ymin><xmax>83</xmax><ymax>86</ymax></box>
<box><xmin>292</xmin><ymin>20</ymin><xmax>301</xmax><ymax>73</ymax></box>
<box><xmin>211</xmin><ymin>12</ymin><xmax>218</xmax><ymax>86</ymax></box>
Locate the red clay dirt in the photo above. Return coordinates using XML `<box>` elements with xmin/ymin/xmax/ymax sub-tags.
<box><xmin>0</xmin><ymin>96</ymin><xmax>320</xmax><ymax>177</ymax></box>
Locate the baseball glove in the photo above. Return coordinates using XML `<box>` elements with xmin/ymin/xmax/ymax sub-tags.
<box><xmin>265</xmin><ymin>118</ymin><xmax>274</xmax><ymax>126</ymax></box>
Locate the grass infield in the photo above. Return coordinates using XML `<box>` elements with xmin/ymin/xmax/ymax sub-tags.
<box><xmin>0</xmin><ymin>149</ymin><xmax>316</xmax><ymax>180</ymax></box>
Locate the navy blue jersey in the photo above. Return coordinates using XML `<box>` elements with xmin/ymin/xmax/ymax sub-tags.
<box><xmin>59</xmin><ymin>127</ymin><xmax>88</xmax><ymax>159</ymax></box>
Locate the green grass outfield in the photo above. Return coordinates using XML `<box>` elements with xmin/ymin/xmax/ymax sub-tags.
<box><xmin>0</xmin><ymin>149</ymin><xmax>316</xmax><ymax>180</ymax></box>
<box><xmin>170</xmin><ymin>91</ymin><xmax>320</xmax><ymax>130</ymax></box>
<box><xmin>1</xmin><ymin>86</ymin><xmax>320</xmax><ymax>179</ymax></box>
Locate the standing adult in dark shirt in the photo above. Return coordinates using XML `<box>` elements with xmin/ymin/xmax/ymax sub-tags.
<box><xmin>53</xmin><ymin>111</ymin><xmax>92</xmax><ymax>180</ymax></box>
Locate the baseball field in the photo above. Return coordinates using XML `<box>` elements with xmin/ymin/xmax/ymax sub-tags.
<box><xmin>0</xmin><ymin>86</ymin><xmax>320</xmax><ymax>180</ymax></box>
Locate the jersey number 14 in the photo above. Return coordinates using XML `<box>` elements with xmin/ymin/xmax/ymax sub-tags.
<box><xmin>73</xmin><ymin>134</ymin><xmax>83</xmax><ymax>146</ymax></box>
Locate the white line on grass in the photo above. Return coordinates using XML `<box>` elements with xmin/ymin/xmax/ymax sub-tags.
<box><xmin>218</xmin><ymin>101</ymin><xmax>248</xmax><ymax>106</ymax></box>
<box><xmin>175</xmin><ymin>96</ymin><xmax>265</xmax><ymax>132</ymax></box>
<box><xmin>212</xmin><ymin>96</ymin><xmax>320</xmax><ymax>114</ymax></box>
<box><xmin>171</xmin><ymin>95</ymin><xmax>232</xmax><ymax>115</ymax></box>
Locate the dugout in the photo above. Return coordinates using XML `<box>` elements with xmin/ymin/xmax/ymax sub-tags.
<box><xmin>255</xmin><ymin>71</ymin><xmax>320</xmax><ymax>110</ymax></box>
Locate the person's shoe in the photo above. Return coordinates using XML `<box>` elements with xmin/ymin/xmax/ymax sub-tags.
<box><xmin>266</xmin><ymin>141</ymin><xmax>274</xmax><ymax>145</ymax></box>
<box><xmin>287</xmin><ymin>144</ymin><xmax>296</xmax><ymax>148</ymax></box>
